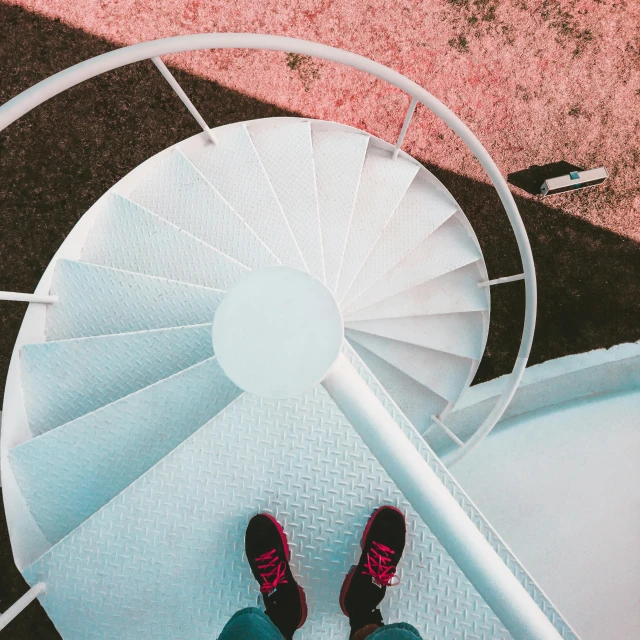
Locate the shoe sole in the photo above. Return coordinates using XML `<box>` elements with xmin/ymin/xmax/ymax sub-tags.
<box><xmin>260</xmin><ymin>513</ymin><xmax>308</xmax><ymax>629</ymax></box>
<box><xmin>338</xmin><ymin>506</ymin><xmax>404</xmax><ymax>617</ymax></box>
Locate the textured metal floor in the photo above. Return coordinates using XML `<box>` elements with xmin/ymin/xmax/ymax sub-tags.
<box><xmin>21</xmin><ymin>345</ymin><xmax>577</xmax><ymax>640</ymax></box>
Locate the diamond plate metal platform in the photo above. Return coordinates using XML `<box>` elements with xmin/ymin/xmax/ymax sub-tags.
<box><xmin>19</xmin><ymin>345</ymin><xmax>577</xmax><ymax>640</ymax></box>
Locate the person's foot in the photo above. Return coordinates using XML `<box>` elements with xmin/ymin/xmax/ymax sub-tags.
<box><xmin>340</xmin><ymin>506</ymin><xmax>406</xmax><ymax>636</ymax></box>
<box><xmin>245</xmin><ymin>513</ymin><xmax>307</xmax><ymax>639</ymax></box>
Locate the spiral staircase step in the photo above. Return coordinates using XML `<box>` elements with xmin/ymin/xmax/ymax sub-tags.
<box><xmin>312</xmin><ymin>129</ymin><xmax>369</xmax><ymax>291</ymax></box>
<box><xmin>249</xmin><ymin>121</ymin><xmax>324</xmax><ymax>280</ymax></box>
<box><xmin>128</xmin><ymin>148</ymin><xmax>279</xmax><ymax>270</ymax></box>
<box><xmin>335</xmin><ymin>146</ymin><xmax>419</xmax><ymax>301</ymax></box>
<box><xmin>21</xmin><ymin>324</ymin><xmax>214</xmax><ymax>436</ymax></box>
<box><xmin>9</xmin><ymin>356</ymin><xmax>240</xmax><ymax>547</ymax></box>
<box><xmin>344</xmin><ymin>263</ymin><xmax>489</xmax><ymax>322</ymax></box>
<box><xmin>81</xmin><ymin>194</ymin><xmax>248</xmax><ymax>289</ymax></box>
<box><xmin>45</xmin><ymin>260</ymin><xmax>222</xmax><ymax>340</ymax></box>
<box><xmin>345</xmin><ymin>312</ymin><xmax>485</xmax><ymax>360</ymax></box>
<box><xmin>340</xmin><ymin>175</ymin><xmax>458</xmax><ymax>310</ymax></box>
<box><xmin>184</xmin><ymin>125</ymin><xmax>306</xmax><ymax>269</ymax></box>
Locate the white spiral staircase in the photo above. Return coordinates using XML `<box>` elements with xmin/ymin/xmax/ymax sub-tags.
<box><xmin>0</xmin><ymin>35</ymin><xmax>577</xmax><ymax>640</ymax></box>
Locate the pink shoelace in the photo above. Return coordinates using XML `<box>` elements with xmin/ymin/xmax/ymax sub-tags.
<box><xmin>362</xmin><ymin>541</ymin><xmax>400</xmax><ymax>587</ymax></box>
<box><xmin>255</xmin><ymin>549</ymin><xmax>288</xmax><ymax>594</ymax></box>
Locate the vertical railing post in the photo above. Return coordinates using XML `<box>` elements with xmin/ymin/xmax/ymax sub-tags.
<box><xmin>0</xmin><ymin>583</ymin><xmax>46</xmax><ymax>631</ymax></box>
<box><xmin>393</xmin><ymin>96</ymin><xmax>419</xmax><ymax>159</ymax></box>
<box><xmin>151</xmin><ymin>57</ymin><xmax>218</xmax><ymax>145</ymax></box>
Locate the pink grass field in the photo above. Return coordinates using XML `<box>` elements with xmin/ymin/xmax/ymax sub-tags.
<box><xmin>6</xmin><ymin>0</ymin><xmax>640</xmax><ymax>240</ymax></box>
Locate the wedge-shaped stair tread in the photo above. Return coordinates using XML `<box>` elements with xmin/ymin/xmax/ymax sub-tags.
<box><xmin>22</xmin><ymin>324</ymin><xmax>214</xmax><ymax>436</ymax></box>
<box><xmin>335</xmin><ymin>147</ymin><xmax>419</xmax><ymax>301</ymax></box>
<box><xmin>185</xmin><ymin>125</ymin><xmax>305</xmax><ymax>269</ymax></box>
<box><xmin>344</xmin><ymin>264</ymin><xmax>489</xmax><ymax>322</ymax></box>
<box><xmin>346</xmin><ymin>331</ymin><xmax>472</xmax><ymax>402</ymax></box>
<box><xmin>9</xmin><ymin>357</ymin><xmax>240</xmax><ymax>546</ymax></box>
<box><xmin>128</xmin><ymin>149</ymin><xmax>278</xmax><ymax>270</ymax></box>
<box><xmin>81</xmin><ymin>194</ymin><xmax>248</xmax><ymax>289</ymax></box>
<box><xmin>22</xmin><ymin>387</ymin><xmax>511</xmax><ymax>640</ymax></box>
<box><xmin>46</xmin><ymin>261</ymin><xmax>222</xmax><ymax>340</ymax></box>
<box><xmin>345</xmin><ymin>312</ymin><xmax>485</xmax><ymax>360</ymax></box>
<box><xmin>347</xmin><ymin>338</ymin><xmax>448</xmax><ymax>435</ymax></box>
<box><xmin>341</xmin><ymin>177</ymin><xmax>457</xmax><ymax>309</ymax></box>
<box><xmin>250</xmin><ymin>122</ymin><xmax>324</xmax><ymax>281</ymax></box>
<box><xmin>344</xmin><ymin>215</ymin><xmax>482</xmax><ymax>314</ymax></box>
<box><xmin>313</xmin><ymin>130</ymin><xmax>369</xmax><ymax>291</ymax></box>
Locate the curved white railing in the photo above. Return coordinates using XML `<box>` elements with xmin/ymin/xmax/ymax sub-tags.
<box><xmin>0</xmin><ymin>33</ymin><xmax>536</xmax><ymax>466</ymax></box>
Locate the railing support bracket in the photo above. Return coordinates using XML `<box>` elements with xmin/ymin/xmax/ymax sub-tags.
<box><xmin>393</xmin><ymin>96</ymin><xmax>419</xmax><ymax>159</ymax></box>
<box><xmin>0</xmin><ymin>292</ymin><xmax>57</xmax><ymax>304</ymax></box>
<box><xmin>478</xmin><ymin>273</ymin><xmax>525</xmax><ymax>288</ymax></box>
<box><xmin>0</xmin><ymin>583</ymin><xmax>46</xmax><ymax>631</ymax></box>
<box><xmin>431</xmin><ymin>414</ymin><xmax>464</xmax><ymax>447</ymax></box>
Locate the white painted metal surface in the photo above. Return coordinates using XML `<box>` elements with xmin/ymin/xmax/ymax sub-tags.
<box><xmin>213</xmin><ymin>267</ymin><xmax>343</xmax><ymax>399</ymax></box>
<box><xmin>345</xmin><ymin>263</ymin><xmax>489</xmax><ymax>322</ymax></box>
<box><xmin>335</xmin><ymin>146</ymin><xmax>418</xmax><ymax>301</ymax></box>
<box><xmin>478</xmin><ymin>273</ymin><xmax>525</xmax><ymax>288</ymax></box>
<box><xmin>344</xmin><ymin>214</ymin><xmax>482</xmax><ymax>313</ymax></box>
<box><xmin>0</xmin><ymin>113</ymin><xmax>557</xmax><ymax>639</ymax></box>
<box><xmin>346</xmin><ymin>312</ymin><xmax>485</xmax><ymax>360</ymax></box>
<box><xmin>10</xmin><ymin>357</ymin><xmax>241</xmax><ymax>546</ymax></box>
<box><xmin>82</xmin><ymin>194</ymin><xmax>249</xmax><ymax>289</ymax></box>
<box><xmin>346</xmin><ymin>331</ymin><xmax>472</xmax><ymax>403</ymax></box>
<box><xmin>454</xmin><ymin>388</ymin><xmax>640</xmax><ymax>640</ymax></box>
<box><xmin>250</xmin><ymin>122</ymin><xmax>325</xmax><ymax>281</ymax></box>
<box><xmin>46</xmin><ymin>260</ymin><xmax>223</xmax><ymax>340</ymax></box>
<box><xmin>0</xmin><ymin>35</ymin><xmax>538</xmax><ymax>468</ymax></box>
<box><xmin>393</xmin><ymin>96</ymin><xmax>419</xmax><ymax>160</ymax></box>
<box><xmin>443</xmin><ymin>342</ymin><xmax>640</xmax><ymax>459</ymax></box>
<box><xmin>313</xmin><ymin>129</ymin><xmax>369</xmax><ymax>291</ymax></box>
<box><xmin>341</xmin><ymin>175</ymin><xmax>457</xmax><ymax>310</ymax></box>
<box><xmin>22</xmin><ymin>324</ymin><xmax>214</xmax><ymax>435</ymax></box>
<box><xmin>126</xmin><ymin>149</ymin><xmax>280</xmax><ymax>270</ymax></box>
<box><xmin>184</xmin><ymin>125</ymin><xmax>306</xmax><ymax>270</ymax></box>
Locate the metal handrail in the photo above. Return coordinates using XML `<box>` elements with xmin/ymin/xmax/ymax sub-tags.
<box><xmin>0</xmin><ymin>33</ymin><xmax>536</xmax><ymax>466</ymax></box>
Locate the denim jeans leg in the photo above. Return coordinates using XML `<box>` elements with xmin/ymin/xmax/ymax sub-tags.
<box><xmin>367</xmin><ymin>621</ymin><xmax>424</xmax><ymax>640</ymax></box>
<box><xmin>218</xmin><ymin>607</ymin><xmax>285</xmax><ymax>640</ymax></box>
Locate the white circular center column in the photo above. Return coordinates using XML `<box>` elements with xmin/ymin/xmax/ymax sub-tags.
<box><xmin>212</xmin><ymin>266</ymin><xmax>344</xmax><ymax>399</ymax></box>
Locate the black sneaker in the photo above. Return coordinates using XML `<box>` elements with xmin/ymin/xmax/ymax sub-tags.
<box><xmin>245</xmin><ymin>513</ymin><xmax>307</xmax><ymax>639</ymax></box>
<box><xmin>340</xmin><ymin>506</ymin><xmax>406</xmax><ymax>634</ymax></box>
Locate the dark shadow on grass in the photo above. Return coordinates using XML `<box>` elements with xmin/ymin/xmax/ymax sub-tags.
<box><xmin>0</xmin><ymin>4</ymin><xmax>639</xmax><ymax>638</ymax></box>
<box><xmin>507</xmin><ymin>161</ymin><xmax>584</xmax><ymax>195</ymax></box>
